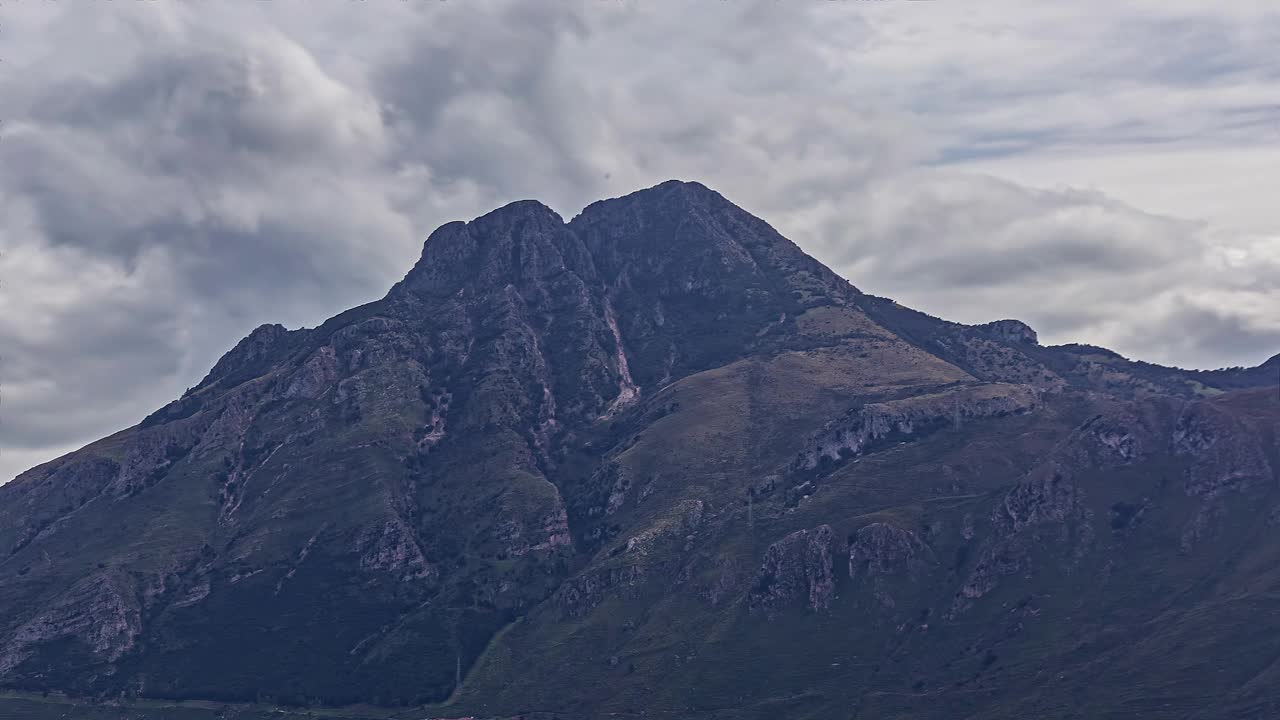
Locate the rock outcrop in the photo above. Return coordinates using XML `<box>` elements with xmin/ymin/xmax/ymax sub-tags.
<box><xmin>976</xmin><ymin>319</ymin><xmax>1039</xmax><ymax>345</ymax></box>
<box><xmin>1173</xmin><ymin>401</ymin><xmax>1272</xmax><ymax>497</ymax></box>
<box><xmin>0</xmin><ymin>572</ymin><xmax>143</xmax><ymax>676</ymax></box>
<box><xmin>955</xmin><ymin>465</ymin><xmax>1092</xmax><ymax>612</ymax></box>
<box><xmin>557</xmin><ymin>564</ymin><xmax>648</xmax><ymax>619</ymax></box>
<box><xmin>792</xmin><ymin>383</ymin><xmax>1039</xmax><ymax>471</ymax></box>
<box><xmin>749</xmin><ymin>525</ymin><xmax>835</xmax><ymax>612</ymax></box>
<box><xmin>848</xmin><ymin>522</ymin><xmax>934</xmax><ymax>580</ymax></box>
<box><xmin>846</xmin><ymin>522</ymin><xmax>935</xmax><ymax>611</ymax></box>
<box><xmin>1081</xmin><ymin>414</ymin><xmax>1144</xmax><ymax>463</ymax></box>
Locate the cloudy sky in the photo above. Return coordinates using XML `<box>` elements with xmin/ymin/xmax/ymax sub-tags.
<box><xmin>2</xmin><ymin>0</ymin><xmax>1279</xmax><ymax>483</ymax></box>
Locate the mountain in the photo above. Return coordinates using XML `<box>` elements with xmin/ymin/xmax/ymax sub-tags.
<box><xmin>2</xmin><ymin>180</ymin><xmax>1278</xmax><ymax>720</ymax></box>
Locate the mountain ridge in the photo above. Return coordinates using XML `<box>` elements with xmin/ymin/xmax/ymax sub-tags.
<box><xmin>1</xmin><ymin>180</ymin><xmax>1278</xmax><ymax>720</ymax></box>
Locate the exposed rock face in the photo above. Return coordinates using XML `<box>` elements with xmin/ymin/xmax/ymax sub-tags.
<box><xmin>1167</xmin><ymin>401</ymin><xmax>1273</xmax><ymax>552</ymax></box>
<box><xmin>846</xmin><ymin>523</ymin><xmax>935</xmax><ymax>611</ymax></box>
<box><xmin>111</xmin><ymin>415</ymin><xmax>209</xmax><ymax>497</ymax></box>
<box><xmin>792</xmin><ymin>384</ymin><xmax>1038</xmax><ymax>471</ymax></box>
<box><xmin>0</xmin><ymin>572</ymin><xmax>142</xmax><ymax>676</ymax></box>
<box><xmin>1083</xmin><ymin>415</ymin><xmax>1143</xmax><ymax>463</ymax></box>
<box><xmin>0</xmin><ymin>456</ymin><xmax>120</xmax><ymax>558</ymax></box>
<box><xmin>977</xmin><ymin>319</ymin><xmax>1039</xmax><ymax>345</ymax></box>
<box><xmin>1173</xmin><ymin>401</ymin><xmax>1272</xmax><ymax>497</ymax></box>
<box><xmin>496</xmin><ymin>499</ymin><xmax>573</xmax><ymax>557</ymax></box>
<box><xmin>572</xmin><ymin>180</ymin><xmax>859</xmax><ymax>388</ymax></box>
<box><xmin>848</xmin><ymin>523</ymin><xmax>933</xmax><ymax>580</ymax></box>
<box><xmin>558</xmin><ymin>565</ymin><xmax>648</xmax><ymax>619</ymax></box>
<box><xmin>284</xmin><ymin>346</ymin><xmax>340</xmax><ymax>400</ymax></box>
<box><xmin>601</xmin><ymin>300</ymin><xmax>641</xmax><ymax>419</ymax></box>
<box><xmin>556</xmin><ymin>501</ymin><xmax>708</xmax><ymax>619</ymax></box>
<box><xmin>622</xmin><ymin>500</ymin><xmax>705</xmax><ymax>559</ymax></box>
<box><xmin>391</xmin><ymin>199</ymin><xmax>629</xmax><ymax>430</ymax></box>
<box><xmin>994</xmin><ymin>466</ymin><xmax>1087</xmax><ymax>535</ymax></box>
<box><xmin>956</xmin><ymin>465</ymin><xmax>1092</xmax><ymax>611</ymax></box>
<box><xmin>750</xmin><ymin>525</ymin><xmax>835</xmax><ymax>612</ymax></box>
<box><xmin>191</xmin><ymin>323</ymin><xmax>301</xmax><ymax>391</ymax></box>
<box><xmin>356</xmin><ymin>517</ymin><xmax>436</xmax><ymax>581</ymax></box>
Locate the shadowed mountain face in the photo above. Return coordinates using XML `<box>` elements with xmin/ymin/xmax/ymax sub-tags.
<box><xmin>1</xmin><ymin>181</ymin><xmax>1278</xmax><ymax>719</ymax></box>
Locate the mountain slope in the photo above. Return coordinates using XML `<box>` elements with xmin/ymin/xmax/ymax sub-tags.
<box><xmin>1</xmin><ymin>180</ymin><xmax>1277</xmax><ymax>718</ymax></box>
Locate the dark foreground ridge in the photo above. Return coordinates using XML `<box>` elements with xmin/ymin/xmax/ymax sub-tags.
<box><xmin>2</xmin><ymin>180</ymin><xmax>1278</xmax><ymax>720</ymax></box>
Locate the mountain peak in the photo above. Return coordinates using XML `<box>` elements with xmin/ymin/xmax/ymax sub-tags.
<box><xmin>479</xmin><ymin>198</ymin><xmax>565</xmax><ymax>223</ymax></box>
<box><xmin>393</xmin><ymin>197</ymin><xmax>584</xmax><ymax>300</ymax></box>
<box><xmin>571</xmin><ymin>178</ymin><xmax>734</xmax><ymax>226</ymax></box>
<box><xmin>393</xmin><ymin>179</ymin><xmax>853</xmax><ymax>313</ymax></box>
<box><xmin>182</xmin><ymin>322</ymin><xmax>304</xmax><ymax>399</ymax></box>
<box><xmin>7</xmin><ymin>181</ymin><xmax>1279</xmax><ymax>718</ymax></box>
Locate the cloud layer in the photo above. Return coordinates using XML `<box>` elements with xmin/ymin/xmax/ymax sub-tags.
<box><xmin>3</xmin><ymin>0</ymin><xmax>1279</xmax><ymax>482</ymax></box>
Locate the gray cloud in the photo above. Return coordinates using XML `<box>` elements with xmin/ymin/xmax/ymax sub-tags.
<box><xmin>819</xmin><ymin>171</ymin><xmax>1280</xmax><ymax>369</ymax></box>
<box><xmin>2</xmin><ymin>0</ymin><xmax>1278</xmax><ymax>482</ymax></box>
<box><xmin>1</xmin><ymin>8</ymin><xmax>423</xmax><ymax>482</ymax></box>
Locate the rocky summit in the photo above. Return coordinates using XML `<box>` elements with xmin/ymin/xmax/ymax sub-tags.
<box><xmin>2</xmin><ymin>180</ymin><xmax>1279</xmax><ymax>720</ymax></box>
